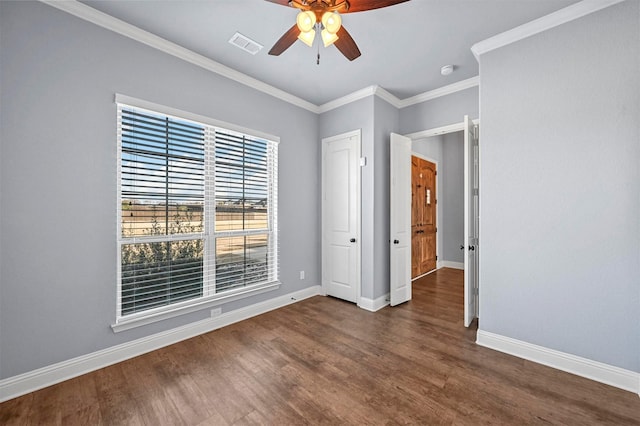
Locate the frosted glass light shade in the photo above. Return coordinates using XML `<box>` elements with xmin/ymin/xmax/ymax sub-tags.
<box><xmin>298</xmin><ymin>30</ymin><xmax>316</xmax><ymax>47</ymax></box>
<box><xmin>321</xmin><ymin>12</ymin><xmax>341</xmax><ymax>34</ymax></box>
<box><xmin>296</xmin><ymin>11</ymin><xmax>316</xmax><ymax>33</ymax></box>
<box><xmin>321</xmin><ymin>29</ymin><xmax>339</xmax><ymax>47</ymax></box>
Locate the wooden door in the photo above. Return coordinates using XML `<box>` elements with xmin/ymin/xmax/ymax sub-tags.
<box><xmin>322</xmin><ymin>131</ymin><xmax>361</xmax><ymax>303</ymax></box>
<box><xmin>411</xmin><ymin>157</ymin><xmax>421</xmax><ymax>277</ymax></box>
<box><xmin>411</xmin><ymin>156</ymin><xmax>437</xmax><ymax>278</ymax></box>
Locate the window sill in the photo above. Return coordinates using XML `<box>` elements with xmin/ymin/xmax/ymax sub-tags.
<box><xmin>111</xmin><ymin>281</ymin><xmax>281</xmax><ymax>333</ymax></box>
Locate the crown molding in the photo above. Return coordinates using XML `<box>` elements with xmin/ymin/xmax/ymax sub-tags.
<box><xmin>40</xmin><ymin>0</ymin><xmax>320</xmax><ymax>113</ymax></box>
<box><xmin>317</xmin><ymin>85</ymin><xmax>379</xmax><ymax>113</ymax></box>
<box><xmin>316</xmin><ymin>78</ymin><xmax>480</xmax><ymax>114</ymax></box>
<box><xmin>373</xmin><ymin>86</ymin><xmax>402</xmax><ymax>109</ymax></box>
<box><xmin>471</xmin><ymin>0</ymin><xmax>625</xmax><ymax>60</ymax></box>
<box><xmin>398</xmin><ymin>76</ymin><xmax>479</xmax><ymax>108</ymax></box>
<box><xmin>40</xmin><ymin>0</ymin><xmax>478</xmax><ymax>115</ymax></box>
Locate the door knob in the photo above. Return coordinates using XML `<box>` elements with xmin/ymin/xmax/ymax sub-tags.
<box><xmin>350</xmin><ymin>238</ymin><xmax>356</xmax><ymax>243</ymax></box>
<box><xmin>460</xmin><ymin>245</ymin><xmax>464</xmax><ymax>250</ymax></box>
<box><xmin>393</xmin><ymin>239</ymin><xmax>399</xmax><ymax>244</ymax></box>
<box><xmin>469</xmin><ymin>245</ymin><xmax>475</xmax><ymax>251</ymax></box>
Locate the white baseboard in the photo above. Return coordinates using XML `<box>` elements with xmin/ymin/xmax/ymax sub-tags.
<box><xmin>476</xmin><ymin>330</ymin><xmax>640</xmax><ymax>395</ymax></box>
<box><xmin>0</xmin><ymin>285</ymin><xmax>321</xmax><ymax>403</ymax></box>
<box><xmin>358</xmin><ymin>293</ymin><xmax>390</xmax><ymax>312</ymax></box>
<box><xmin>440</xmin><ymin>261</ymin><xmax>464</xmax><ymax>270</ymax></box>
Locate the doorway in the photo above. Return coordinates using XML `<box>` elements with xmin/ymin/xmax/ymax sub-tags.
<box><xmin>411</xmin><ymin>155</ymin><xmax>437</xmax><ymax>279</ymax></box>
<box><xmin>390</xmin><ymin>117</ymin><xmax>478</xmax><ymax>325</ymax></box>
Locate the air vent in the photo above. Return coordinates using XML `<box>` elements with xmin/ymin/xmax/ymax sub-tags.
<box><xmin>228</xmin><ymin>32</ymin><xmax>263</xmax><ymax>55</ymax></box>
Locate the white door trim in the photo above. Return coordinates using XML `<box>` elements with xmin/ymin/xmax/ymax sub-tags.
<box><xmin>404</xmin><ymin>119</ymin><xmax>479</xmax><ymax>140</ymax></box>
<box><xmin>321</xmin><ymin>129</ymin><xmax>362</xmax><ymax>305</ymax></box>
<box><xmin>404</xmin><ymin>119</ymin><xmax>480</xmax><ymax>325</ymax></box>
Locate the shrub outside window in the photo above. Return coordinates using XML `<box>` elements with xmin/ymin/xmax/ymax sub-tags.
<box><xmin>116</xmin><ymin>101</ymin><xmax>278</xmax><ymax>325</ymax></box>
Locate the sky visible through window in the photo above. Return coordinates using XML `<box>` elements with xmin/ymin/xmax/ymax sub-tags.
<box><xmin>119</xmin><ymin>106</ymin><xmax>273</xmax><ymax>316</ymax></box>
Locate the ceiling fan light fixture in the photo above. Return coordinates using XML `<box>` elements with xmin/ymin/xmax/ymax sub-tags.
<box><xmin>298</xmin><ymin>29</ymin><xmax>316</xmax><ymax>47</ymax></box>
<box><xmin>321</xmin><ymin>29</ymin><xmax>339</xmax><ymax>47</ymax></box>
<box><xmin>296</xmin><ymin>10</ymin><xmax>316</xmax><ymax>33</ymax></box>
<box><xmin>321</xmin><ymin>11</ymin><xmax>342</xmax><ymax>34</ymax></box>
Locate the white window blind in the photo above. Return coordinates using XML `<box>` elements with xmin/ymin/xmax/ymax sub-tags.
<box><xmin>213</xmin><ymin>129</ymin><xmax>279</xmax><ymax>292</ymax></box>
<box><xmin>117</xmin><ymin>103</ymin><xmax>278</xmax><ymax>322</ymax></box>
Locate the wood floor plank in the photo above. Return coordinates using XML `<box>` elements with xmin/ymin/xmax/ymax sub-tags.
<box><xmin>1</xmin><ymin>268</ymin><xmax>639</xmax><ymax>425</ymax></box>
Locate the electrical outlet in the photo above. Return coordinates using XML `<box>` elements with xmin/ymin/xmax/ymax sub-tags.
<box><xmin>210</xmin><ymin>307</ymin><xmax>222</xmax><ymax>317</ymax></box>
<box><xmin>299</xmin><ymin>270</ymin><xmax>305</xmax><ymax>280</ymax></box>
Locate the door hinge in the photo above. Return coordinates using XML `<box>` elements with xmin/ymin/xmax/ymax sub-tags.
<box><xmin>436</xmin><ymin>255</ymin><xmax>438</xmax><ymax>260</ymax></box>
<box><xmin>435</xmin><ymin>227</ymin><xmax>437</xmax><ymax>232</ymax></box>
<box><xmin>435</xmin><ymin>170</ymin><xmax>437</xmax><ymax>176</ymax></box>
<box><xmin>473</xmin><ymin>188</ymin><xmax>479</xmax><ymax>196</ymax></box>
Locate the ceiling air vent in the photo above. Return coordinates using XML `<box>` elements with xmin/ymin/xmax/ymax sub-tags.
<box><xmin>228</xmin><ymin>32</ymin><xmax>263</xmax><ymax>55</ymax></box>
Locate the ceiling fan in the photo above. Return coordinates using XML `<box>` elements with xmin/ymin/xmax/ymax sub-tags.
<box><xmin>265</xmin><ymin>0</ymin><xmax>410</xmax><ymax>61</ymax></box>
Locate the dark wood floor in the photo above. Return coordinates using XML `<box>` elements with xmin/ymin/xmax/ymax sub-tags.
<box><xmin>2</xmin><ymin>268</ymin><xmax>639</xmax><ymax>425</ymax></box>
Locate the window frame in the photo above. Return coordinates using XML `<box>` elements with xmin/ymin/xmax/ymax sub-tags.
<box><xmin>113</xmin><ymin>94</ymin><xmax>279</xmax><ymax>332</ymax></box>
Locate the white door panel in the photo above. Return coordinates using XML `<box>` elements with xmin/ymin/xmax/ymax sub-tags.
<box><xmin>464</xmin><ymin>116</ymin><xmax>479</xmax><ymax>327</ymax></box>
<box><xmin>322</xmin><ymin>131</ymin><xmax>361</xmax><ymax>304</ymax></box>
<box><xmin>390</xmin><ymin>133</ymin><xmax>412</xmax><ymax>306</ymax></box>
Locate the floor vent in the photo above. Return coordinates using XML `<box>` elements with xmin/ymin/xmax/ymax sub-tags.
<box><xmin>228</xmin><ymin>32</ymin><xmax>263</xmax><ymax>55</ymax></box>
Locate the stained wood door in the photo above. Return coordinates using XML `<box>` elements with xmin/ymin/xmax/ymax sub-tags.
<box><xmin>322</xmin><ymin>131</ymin><xmax>361</xmax><ymax>303</ymax></box>
<box><xmin>390</xmin><ymin>133</ymin><xmax>412</xmax><ymax>306</ymax></box>
<box><xmin>411</xmin><ymin>156</ymin><xmax>437</xmax><ymax>278</ymax></box>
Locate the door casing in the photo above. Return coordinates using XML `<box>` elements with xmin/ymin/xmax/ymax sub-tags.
<box><xmin>401</xmin><ymin>119</ymin><xmax>480</xmax><ymax>325</ymax></box>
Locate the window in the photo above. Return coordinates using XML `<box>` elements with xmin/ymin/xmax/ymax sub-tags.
<box><xmin>117</xmin><ymin>99</ymin><xmax>278</xmax><ymax>326</ymax></box>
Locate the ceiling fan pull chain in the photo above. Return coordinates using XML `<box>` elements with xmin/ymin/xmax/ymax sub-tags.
<box><xmin>317</xmin><ymin>35</ymin><xmax>321</xmax><ymax>65</ymax></box>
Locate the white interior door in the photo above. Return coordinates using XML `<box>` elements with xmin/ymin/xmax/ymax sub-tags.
<box><xmin>390</xmin><ymin>133</ymin><xmax>412</xmax><ymax>306</ymax></box>
<box><xmin>322</xmin><ymin>131</ymin><xmax>361</xmax><ymax>303</ymax></box>
<box><xmin>463</xmin><ymin>116</ymin><xmax>479</xmax><ymax>327</ymax></box>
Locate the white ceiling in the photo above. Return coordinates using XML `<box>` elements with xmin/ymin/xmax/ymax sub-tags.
<box><xmin>81</xmin><ymin>0</ymin><xmax>578</xmax><ymax>105</ymax></box>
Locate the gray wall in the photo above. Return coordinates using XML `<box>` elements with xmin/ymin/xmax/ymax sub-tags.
<box><xmin>442</xmin><ymin>132</ymin><xmax>464</xmax><ymax>263</ymax></box>
<box><xmin>400</xmin><ymin>87</ymin><xmax>479</xmax><ymax>135</ymax></box>
<box><xmin>0</xmin><ymin>1</ymin><xmax>319</xmax><ymax>378</ymax></box>
<box><xmin>372</xmin><ymin>97</ymin><xmax>399</xmax><ymax>298</ymax></box>
<box><xmin>479</xmin><ymin>0</ymin><xmax>639</xmax><ymax>372</ymax></box>
<box><xmin>318</xmin><ymin>97</ymin><xmax>375</xmax><ymax>299</ymax></box>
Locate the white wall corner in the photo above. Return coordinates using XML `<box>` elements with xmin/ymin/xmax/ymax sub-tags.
<box><xmin>358</xmin><ymin>293</ymin><xmax>390</xmax><ymax>312</ymax></box>
<box><xmin>471</xmin><ymin>0</ymin><xmax>626</xmax><ymax>60</ymax></box>
<box><xmin>476</xmin><ymin>330</ymin><xmax>640</xmax><ymax>395</ymax></box>
<box><xmin>0</xmin><ymin>285</ymin><xmax>322</xmax><ymax>403</ymax></box>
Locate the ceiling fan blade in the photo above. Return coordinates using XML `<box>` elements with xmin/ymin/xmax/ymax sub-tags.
<box><xmin>345</xmin><ymin>0</ymin><xmax>410</xmax><ymax>13</ymax></box>
<box><xmin>334</xmin><ymin>26</ymin><xmax>361</xmax><ymax>61</ymax></box>
<box><xmin>268</xmin><ymin>24</ymin><xmax>300</xmax><ymax>56</ymax></box>
<box><xmin>263</xmin><ymin>0</ymin><xmax>291</xmax><ymax>6</ymax></box>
